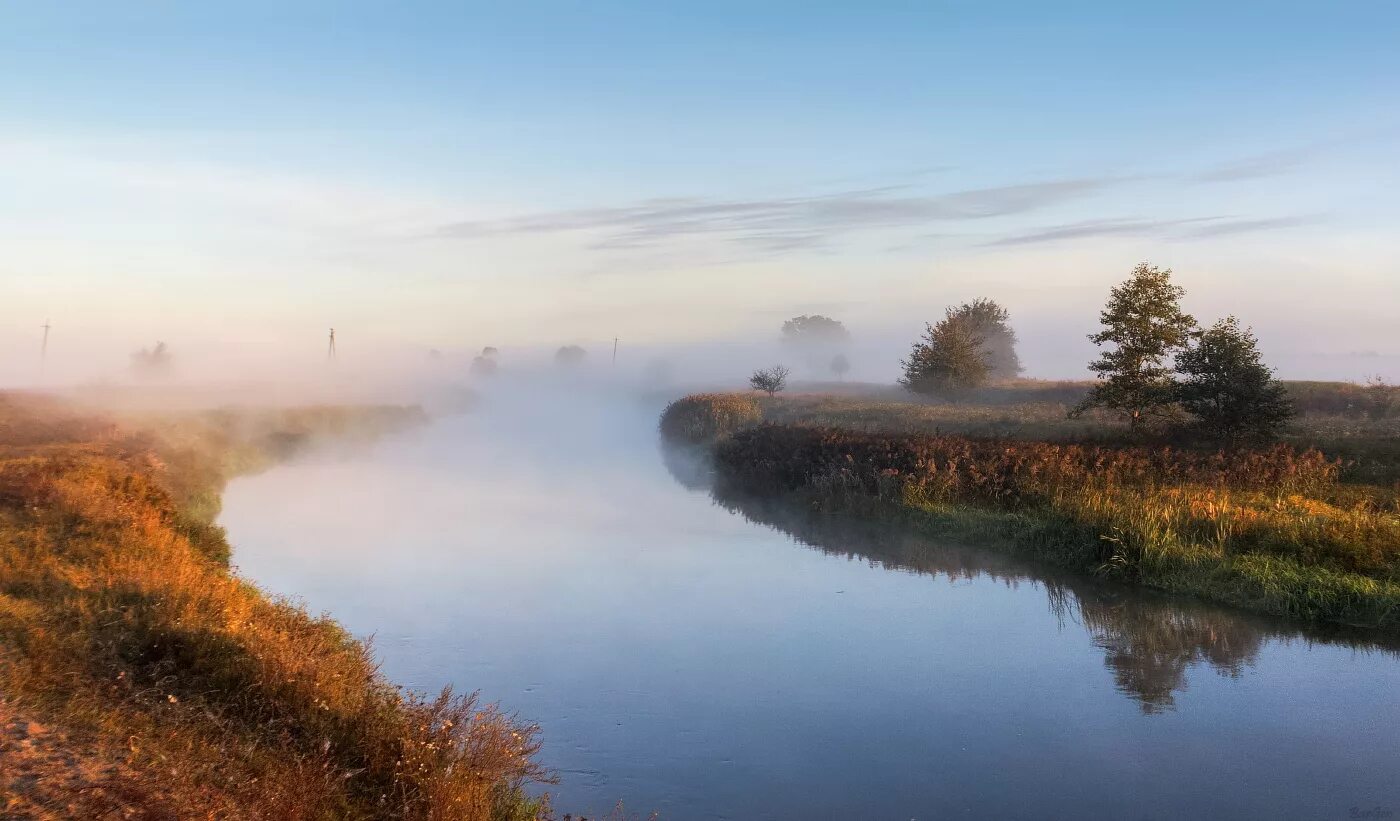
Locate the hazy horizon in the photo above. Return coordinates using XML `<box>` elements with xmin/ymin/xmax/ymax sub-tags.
<box><xmin>3</xmin><ymin>2</ymin><xmax>1398</xmax><ymax>388</ymax></box>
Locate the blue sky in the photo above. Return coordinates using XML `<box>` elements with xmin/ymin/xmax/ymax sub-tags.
<box><xmin>1</xmin><ymin>2</ymin><xmax>1397</xmax><ymax>379</ymax></box>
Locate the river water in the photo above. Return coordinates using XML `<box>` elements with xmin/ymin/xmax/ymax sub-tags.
<box><xmin>220</xmin><ymin>387</ymin><xmax>1400</xmax><ymax>820</ymax></box>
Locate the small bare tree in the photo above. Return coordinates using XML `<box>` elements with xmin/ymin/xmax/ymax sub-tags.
<box><xmin>750</xmin><ymin>364</ymin><xmax>790</xmax><ymax>396</ymax></box>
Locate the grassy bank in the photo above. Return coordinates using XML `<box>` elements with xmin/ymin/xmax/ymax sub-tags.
<box><xmin>0</xmin><ymin>394</ymin><xmax>549</xmax><ymax>819</ymax></box>
<box><xmin>662</xmin><ymin>391</ymin><xmax>1400</xmax><ymax>631</ymax></box>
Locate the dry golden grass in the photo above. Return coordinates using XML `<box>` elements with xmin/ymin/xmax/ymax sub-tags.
<box><xmin>658</xmin><ymin>393</ymin><xmax>762</xmax><ymax>443</ymax></box>
<box><xmin>676</xmin><ymin>391</ymin><xmax>1400</xmax><ymax>629</ymax></box>
<box><xmin>0</xmin><ymin>393</ymin><xmax>550</xmax><ymax>820</ymax></box>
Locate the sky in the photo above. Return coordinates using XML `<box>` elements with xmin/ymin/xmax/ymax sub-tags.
<box><xmin>1</xmin><ymin>1</ymin><xmax>1398</xmax><ymax>382</ymax></box>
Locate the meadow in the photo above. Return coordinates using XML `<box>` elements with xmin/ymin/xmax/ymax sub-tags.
<box><xmin>0</xmin><ymin>393</ymin><xmax>549</xmax><ymax>820</ymax></box>
<box><xmin>661</xmin><ymin>381</ymin><xmax>1400</xmax><ymax>630</ymax></box>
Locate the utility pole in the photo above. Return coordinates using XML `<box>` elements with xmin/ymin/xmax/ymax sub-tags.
<box><xmin>328</xmin><ymin>327</ymin><xmax>337</xmax><ymax>361</ymax></box>
<box><xmin>612</xmin><ymin>336</ymin><xmax>619</xmax><ymax>366</ymax></box>
<box><xmin>39</xmin><ymin>319</ymin><xmax>51</xmax><ymax>380</ymax></box>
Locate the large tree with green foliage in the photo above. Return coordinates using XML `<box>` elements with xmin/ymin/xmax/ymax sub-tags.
<box><xmin>899</xmin><ymin>316</ymin><xmax>989</xmax><ymax>399</ymax></box>
<box><xmin>1175</xmin><ymin>317</ymin><xmax>1294</xmax><ymax>446</ymax></box>
<box><xmin>1075</xmin><ymin>263</ymin><xmax>1197</xmax><ymax>431</ymax></box>
<box><xmin>946</xmin><ymin>298</ymin><xmax>1022</xmax><ymax>380</ymax></box>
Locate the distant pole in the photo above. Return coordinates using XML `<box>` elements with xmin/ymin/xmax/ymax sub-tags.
<box><xmin>612</xmin><ymin>336</ymin><xmax>619</xmax><ymax>366</ymax></box>
<box><xmin>39</xmin><ymin>319</ymin><xmax>51</xmax><ymax>380</ymax></box>
<box><xmin>328</xmin><ymin>327</ymin><xmax>337</xmax><ymax>361</ymax></box>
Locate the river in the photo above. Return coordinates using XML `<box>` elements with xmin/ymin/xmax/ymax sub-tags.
<box><xmin>220</xmin><ymin>386</ymin><xmax>1400</xmax><ymax>820</ymax></box>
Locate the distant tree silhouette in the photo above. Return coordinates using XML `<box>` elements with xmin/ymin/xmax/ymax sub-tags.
<box><xmin>782</xmin><ymin>315</ymin><xmax>851</xmax><ymax>374</ymax></box>
<box><xmin>750</xmin><ymin>365</ymin><xmax>790</xmax><ymax>396</ymax></box>
<box><xmin>946</xmin><ymin>298</ymin><xmax>1022</xmax><ymax>380</ymax></box>
<box><xmin>470</xmin><ymin>346</ymin><xmax>499</xmax><ymax>376</ymax></box>
<box><xmin>830</xmin><ymin>353</ymin><xmax>850</xmax><ymax>381</ymax></box>
<box><xmin>130</xmin><ymin>341</ymin><xmax>173</xmax><ymax>378</ymax></box>
<box><xmin>1175</xmin><ymin>317</ymin><xmax>1294</xmax><ymax>446</ymax></box>
<box><xmin>554</xmin><ymin>345</ymin><xmax>587</xmax><ymax>368</ymax></box>
<box><xmin>1074</xmin><ymin>263</ymin><xmax>1197</xmax><ymax>432</ymax></box>
<box><xmin>781</xmin><ymin>315</ymin><xmax>850</xmax><ymax>345</ymax></box>
<box><xmin>900</xmin><ymin>316</ymin><xmax>988</xmax><ymax>400</ymax></box>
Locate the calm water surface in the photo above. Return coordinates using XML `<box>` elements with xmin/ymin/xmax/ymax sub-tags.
<box><xmin>220</xmin><ymin>388</ymin><xmax>1400</xmax><ymax>820</ymax></box>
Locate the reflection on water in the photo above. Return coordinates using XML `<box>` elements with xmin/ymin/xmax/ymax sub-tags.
<box><xmin>689</xmin><ymin>447</ymin><xmax>1394</xmax><ymax>715</ymax></box>
<box><xmin>1071</xmin><ymin>591</ymin><xmax>1259</xmax><ymax>714</ymax></box>
<box><xmin>221</xmin><ymin>391</ymin><xmax>1400</xmax><ymax>820</ymax></box>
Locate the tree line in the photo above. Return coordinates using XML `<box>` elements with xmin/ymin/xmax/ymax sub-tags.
<box><xmin>752</xmin><ymin>262</ymin><xmax>1299</xmax><ymax>447</ymax></box>
<box><xmin>900</xmin><ymin>263</ymin><xmax>1295</xmax><ymax>444</ymax></box>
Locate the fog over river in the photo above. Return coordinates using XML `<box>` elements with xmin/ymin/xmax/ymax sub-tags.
<box><xmin>221</xmin><ymin>385</ymin><xmax>1400</xmax><ymax>820</ymax></box>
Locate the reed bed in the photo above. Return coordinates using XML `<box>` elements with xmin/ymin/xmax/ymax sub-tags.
<box><xmin>698</xmin><ymin>402</ymin><xmax>1400</xmax><ymax>629</ymax></box>
<box><xmin>658</xmin><ymin>393</ymin><xmax>762</xmax><ymax>443</ymax></box>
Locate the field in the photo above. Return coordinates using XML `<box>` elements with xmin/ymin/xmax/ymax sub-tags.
<box><xmin>661</xmin><ymin>381</ymin><xmax>1400</xmax><ymax>631</ymax></box>
<box><xmin>0</xmin><ymin>393</ymin><xmax>548</xmax><ymax>820</ymax></box>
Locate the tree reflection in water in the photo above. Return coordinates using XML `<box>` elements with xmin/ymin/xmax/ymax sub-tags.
<box><xmin>661</xmin><ymin>441</ymin><xmax>1394</xmax><ymax>714</ymax></box>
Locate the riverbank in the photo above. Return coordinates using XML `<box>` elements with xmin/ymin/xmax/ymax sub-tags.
<box><xmin>0</xmin><ymin>393</ymin><xmax>548</xmax><ymax>820</ymax></box>
<box><xmin>662</xmin><ymin>392</ymin><xmax>1400</xmax><ymax>631</ymax></box>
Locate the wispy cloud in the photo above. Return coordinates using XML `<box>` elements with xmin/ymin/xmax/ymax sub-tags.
<box><xmin>1191</xmin><ymin>146</ymin><xmax>1317</xmax><ymax>183</ymax></box>
<box><xmin>433</xmin><ymin>178</ymin><xmax>1117</xmax><ymax>252</ymax></box>
<box><xmin>983</xmin><ymin>214</ymin><xmax>1320</xmax><ymax>247</ymax></box>
<box><xmin>981</xmin><ymin>217</ymin><xmax>1222</xmax><ymax>247</ymax></box>
<box><xmin>1178</xmin><ymin>215</ymin><xmax>1322</xmax><ymax>237</ymax></box>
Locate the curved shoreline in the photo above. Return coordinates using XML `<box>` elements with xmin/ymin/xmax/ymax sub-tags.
<box><xmin>0</xmin><ymin>396</ymin><xmax>548</xmax><ymax>819</ymax></box>
<box><xmin>662</xmin><ymin>392</ymin><xmax>1400</xmax><ymax>633</ymax></box>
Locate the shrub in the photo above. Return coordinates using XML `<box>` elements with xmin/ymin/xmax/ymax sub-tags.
<box><xmin>749</xmin><ymin>365</ymin><xmax>790</xmax><ymax>397</ymax></box>
<box><xmin>899</xmin><ymin>315</ymin><xmax>989</xmax><ymax>399</ymax></box>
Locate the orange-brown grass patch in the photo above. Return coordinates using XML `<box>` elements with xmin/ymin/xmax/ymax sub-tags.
<box><xmin>0</xmin><ymin>394</ymin><xmax>548</xmax><ymax>820</ymax></box>
<box><xmin>659</xmin><ymin>393</ymin><xmax>762</xmax><ymax>443</ymax></box>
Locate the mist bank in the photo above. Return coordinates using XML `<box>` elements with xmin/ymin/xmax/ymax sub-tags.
<box><xmin>3</xmin><ymin>312</ymin><xmax>1394</xmax><ymax>401</ymax></box>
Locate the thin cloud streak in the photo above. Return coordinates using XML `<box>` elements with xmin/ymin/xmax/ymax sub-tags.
<box><xmin>1191</xmin><ymin>146</ymin><xmax>1317</xmax><ymax>183</ymax></box>
<box><xmin>433</xmin><ymin>178</ymin><xmax>1118</xmax><ymax>251</ymax></box>
<box><xmin>981</xmin><ymin>217</ymin><xmax>1223</xmax><ymax>247</ymax></box>
<box><xmin>1180</xmin><ymin>215</ymin><xmax>1322</xmax><ymax>237</ymax></box>
<box><xmin>982</xmin><ymin>214</ymin><xmax>1321</xmax><ymax>247</ymax></box>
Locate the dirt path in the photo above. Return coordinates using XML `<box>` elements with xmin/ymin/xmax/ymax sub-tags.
<box><xmin>0</xmin><ymin>698</ymin><xmax>178</xmax><ymax>821</ymax></box>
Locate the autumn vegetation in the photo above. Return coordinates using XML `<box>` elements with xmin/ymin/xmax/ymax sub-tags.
<box><xmin>0</xmin><ymin>394</ymin><xmax>550</xmax><ymax>819</ymax></box>
<box><xmin>658</xmin><ymin>393</ymin><xmax>763</xmax><ymax>444</ymax></box>
<box><xmin>667</xmin><ymin>263</ymin><xmax>1400</xmax><ymax>631</ymax></box>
